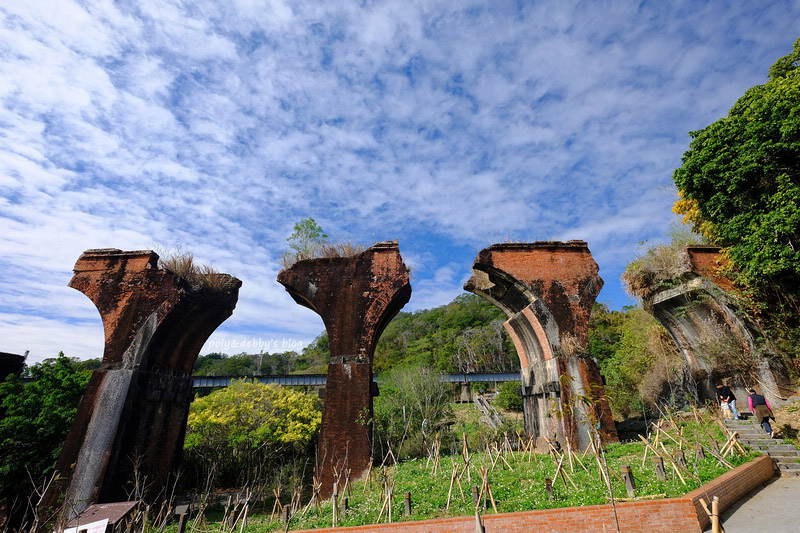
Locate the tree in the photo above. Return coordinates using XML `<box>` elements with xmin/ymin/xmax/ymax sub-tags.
<box><xmin>373</xmin><ymin>293</ymin><xmax>516</xmax><ymax>373</ymax></box>
<box><xmin>672</xmin><ymin>37</ymin><xmax>800</xmax><ymax>292</ymax></box>
<box><xmin>294</xmin><ymin>333</ymin><xmax>330</xmax><ymax>373</ymax></box>
<box><xmin>494</xmin><ymin>381</ymin><xmax>523</xmax><ymax>412</ymax></box>
<box><xmin>281</xmin><ymin>217</ymin><xmax>328</xmax><ymax>267</ymax></box>
<box><xmin>0</xmin><ymin>353</ymin><xmax>92</xmax><ymax>526</ymax></box>
<box><xmin>183</xmin><ymin>381</ymin><xmax>321</xmax><ymax>488</ymax></box>
<box><xmin>590</xmin><ymin>306</ymin><xmax>683</xmax><ymax>418</ymax></box>
<box><xmin>372</xmin><ymin>365</ymin><xmax>452</xmax><ymax>459</ymax></box>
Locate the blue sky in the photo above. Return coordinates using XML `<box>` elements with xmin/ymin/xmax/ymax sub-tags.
<box><xmin>1</xmin><ymin>1</ymin><xmax>798</xmax><ymax>365</ymax></box>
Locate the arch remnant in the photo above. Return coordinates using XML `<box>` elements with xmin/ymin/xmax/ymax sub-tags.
<box><xmin>465</xmin><ymin>241</ymin><xmax>617</xmax><ymax>450</ymax></box>
<box><xmin>277</xmin><ymin>241</ymin><xmax>411</xmax><ymax>497</ymax></box>
<box><xmin>0</xmin><ymin>352</ymin><xmax>26</xmax><ymax>382</ymax></box>
<box><xmin>644</xmin><ymin>245</ymin><xmax>794</xmax><ymax>405</ymax></box>
<box><xmin>47</xmin><ymin>249</ymin><xmax>241</xmax><ymax>519</ymax></box>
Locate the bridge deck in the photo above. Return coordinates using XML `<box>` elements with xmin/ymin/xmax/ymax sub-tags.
<box><xmin>192</xmin><ymin>372</ymin><xmax>520</xmax><ymax>389</ymax></box>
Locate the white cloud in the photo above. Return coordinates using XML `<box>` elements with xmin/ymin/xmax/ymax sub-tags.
<box><xmin>1</xmin><ymin>0</ymin><xmax>798</xmax><ymax>364</ymax></box>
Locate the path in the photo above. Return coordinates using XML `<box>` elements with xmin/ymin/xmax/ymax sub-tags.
<box><xmin>709</xmin><ymin>475</ymin><xmax>800</xmax><ymax>532</ymax></box>
<box><xmin>708</xmin><ymin>417</ymin><xmax>800</xmax><ymax>531</ymax></box>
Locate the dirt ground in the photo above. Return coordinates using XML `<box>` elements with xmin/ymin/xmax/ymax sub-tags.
<box><xmin>772</xmin><ymin>396</ymin><xmax>800</xmax><ymax>445</ymax></box>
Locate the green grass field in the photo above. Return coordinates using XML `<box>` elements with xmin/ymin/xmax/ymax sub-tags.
<box><xmin>173</xmin><ymin>412</ymin><xmax>757</xmax><ymax>532</ymax></box>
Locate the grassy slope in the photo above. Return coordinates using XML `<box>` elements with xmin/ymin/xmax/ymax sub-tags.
<box><xmin>180</xmin><ymin>413</ymin><xmax>758</xmax><ymax>532</ymax></box>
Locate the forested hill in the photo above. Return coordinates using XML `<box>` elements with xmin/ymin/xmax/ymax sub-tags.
<box><xmin>372</xmin><ymin>293</ymin><xmax>517</xmax><ymax>373</ymax></box>
<box><xmin>194</xmin><ymin>294</ymin><xmax>518</xmax><ymax>376</ymax></box>
<box><xmin>193</xmin><ymin>296</ymin><xmax>686</xmax><ymax>418</ymax></box>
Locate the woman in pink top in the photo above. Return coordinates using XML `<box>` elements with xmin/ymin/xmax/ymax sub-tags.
<box><xmin>747</xmin><ymin>388</ymin><xmax>775</xmax><ymax>437</ymax></box>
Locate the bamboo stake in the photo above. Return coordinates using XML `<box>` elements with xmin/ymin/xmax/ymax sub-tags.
<box><xmin>363</xmin><ymin>461</ymin><xmax>373</xmax><ymax>492</ymax></box>
<box><xmin>552</xmin><ymin>455</ymin><xmax>566</xmax><ymax>486</ymax></box>
<box><xmin>270</xmin><ymin>487</ymin><xmax>282</xmax><ymax>520</ymax></box>
<box><xmin>582</xmin><ymin>440</ymin><xmax>593</xmax><ymax>459</ymax></box>
<box><xmin>566</xmin><ymin>439</ymin><xmax>574</xmax><ymax>474</ymax></box>
<box><xmin>719</xmin><ymin>432</ymin><xmax>738</xmax><ymax>457</ymax></box>
<box><xmin>528</xmin><ymin>436</ymin><xmax>538</xmax><ymax>463</ymax></box>
<box><xmin>638</xmin><ymin>434</ymin><xmax>662</xmax><ymax>459</ymax></box>
<box><xmin>700</xmin><ymin>498</ymin><xmax>726</xmax><ymax>533</ymax></box>
<box><xmin>658</xmin><ymin>443</ymin><xmax>688</xmax><ymax>485</ymax></box>
<box><xmin>446</xmin><ymin>463</ymin><xmax>458</xmax><ymax>510</ymax></box>
<box><xmin>484</xmin><ymin>473</ymin><xmax>498</xmax><ymax>514</ymax></box>
<box><xmin>570</xmin><ymin>447</ymin><xmax>590</xmax><ymax>474</ymax></box>
<box><xmin>498</xmin><ymin>450</ymin><xmax>513</xmax><ymax>470</ymax></box>
<box><xmin>711</xmin><ymin>496</ymin><xmax>721</xmax><ymax>533</ymax></box>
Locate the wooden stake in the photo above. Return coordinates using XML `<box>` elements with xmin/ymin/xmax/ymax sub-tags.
<box><xmin>711</xmin><ymin>495</ymin><xmax>721</xmax><ymax>533</ymax></box>
<box><xmin>446</xmin><ymin>464</ymin><xmax>458</xmax><ymax>510</ymax></box>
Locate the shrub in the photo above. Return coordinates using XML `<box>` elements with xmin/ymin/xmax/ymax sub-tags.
<box><xmin>184</xmin><ymin>381</ymin><xmax>321</xmax><ymax>488</ymax></box>
<box><xmin>495</xmin><ymin>381</ymin><xmax>523</xmax><ymax>412</ymax></box>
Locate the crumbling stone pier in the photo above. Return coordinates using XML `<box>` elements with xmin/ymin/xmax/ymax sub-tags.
<box><xmin>278</xmin><ymin>241</ymin><xmax>411</xmax><ymax>497</ymax></box>
<box><xmin>465</xmin><ymin>241</ymin><xmax>617</xmax><ymax>450</ymax></box>
<box><xmin>48</xmin><ymin>249</ymin><xmax>240</xmax><ymax>518</ymax></box>
<box><xmin>644</xmin><ymin>245</ymin><xmax>793</xmax><ymax>405</ymax></box>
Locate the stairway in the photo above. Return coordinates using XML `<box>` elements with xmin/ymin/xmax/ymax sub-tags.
<box><xmin>473</xmin><ymin>395</ymin><xmax>504</xmax><ymax>430</ymax></box>
<box><xmin>724</xmin><ymin>419</ymin><xmax>800</xmax><ymax>477</ymax></box>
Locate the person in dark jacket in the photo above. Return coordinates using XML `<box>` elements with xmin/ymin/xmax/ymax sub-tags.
<box><xmin>747</xmin><ymin>388</ymin><xmax>775</xmax><ymax>437</ymax></box>
<box><xmin>716</xmin><ymin>383</ymin><xmax>740</xmax><ymax>420</ymax></box>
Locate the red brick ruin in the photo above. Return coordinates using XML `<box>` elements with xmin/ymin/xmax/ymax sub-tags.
<box><xmin>465</xmin><ymin>241</ymin><xmax>617</xmax><ymax>450</ymax></box>
<box><xmin>645</xmin><ymin>245</ymin><xmax>794</xmax><ymax>405</ymax></box>
<box><xmin>0</xmin><ymin>352</ymin><xmax>25</xmax><ymax>382</ymax></box>
<box><xmin>46</xmin><ymin>249</ymin><xmax>241</xmax><ymax>519</ymax></box>
<box><xmin>278</xmin><ymin>241</ymin><xmax>411</xmax><ymax>497</ymax></box>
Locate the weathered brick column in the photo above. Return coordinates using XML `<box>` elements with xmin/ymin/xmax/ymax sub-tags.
<box><xmin>645</xmin><ymin>245</ymin><xmax>793</xmax><ymax>405</ymax></box>
<box><xmin>465</xmin><ymin>241</ymin><xmax>617</xmax><ymax>450</ymax></box>
<box><xmin>47</xmin><ymin>249</ymin><xmax>240</xmax><ymax>518</ymax></box>
<box><xmin>0</xmin><ymin>352</ymin><xmax>26</xmax><ymax>382</ymax></box>
<box><xmin>277</xmin><ymin>241</ymin><xmax>411</xmax><ymax>496</ymax></box>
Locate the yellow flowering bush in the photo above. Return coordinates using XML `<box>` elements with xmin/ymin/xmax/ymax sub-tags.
<box><xmin>184</xmin><ymin>380</ymin><xmax>321</xmax><ymax>486</ymax></box>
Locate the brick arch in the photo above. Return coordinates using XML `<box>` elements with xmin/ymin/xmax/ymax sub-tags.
<box><xmin>465</xmin><ymin>266</ymin><xmax>557</xmax><ymax>368</ymax></box>
<box><xmin>465</xmin><ymin>241</ymin><xmax>617</xmax><ymax>449</ymax></box>
<box><xmin>46</xmin><ymin>249</ymin><xmax>241</xmax><ymax>519</ymax></box>
<box><xmin>645</xmin><ymin>246</ymin><xmax>794</xmax><ymax>405</ymax></box>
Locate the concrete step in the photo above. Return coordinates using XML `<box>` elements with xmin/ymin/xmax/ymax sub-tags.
<box><xmin>748</xmin><ymin>444</ymin><xmax>797</xmax><ymax>454</ymax></box>
<box><xmin>740</xmin><ymin>439</ymin><xmax>788</xmax><ymax>447</ymax></box>
<box><xmin>735</xmin><ymin>432</ymin><xmax>768</xmax><ymax>439</ymax></box>
<box><xmin>723</xmin><ymin>426</ymin><xmax>768</xmax><ymax>433</ymax></box>
<box><xmin>769</xmin><ymin>452</ymin><xmax>800</xmax><ymax>461</ymax></box>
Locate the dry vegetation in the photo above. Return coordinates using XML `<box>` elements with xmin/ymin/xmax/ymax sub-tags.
<box><xmin>156</xmin><ymin>249</ymin><xmax>237</xmax><ymax>291</ymax></box>
<box><xmin>773</xmin><ymin>398</ymin><xmax>800</xmax><ymax>445</ymax></box>
<box><xmin>622</xmin><ymin>243</ymin><xmax>693</xmax><ymax>300</ymax></box>
<box><xmin>280</xmin><ymin>242</ymin><xmax>366</xmax><ymax>269</ymax></box>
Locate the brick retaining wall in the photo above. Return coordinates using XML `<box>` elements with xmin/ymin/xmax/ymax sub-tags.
<box><xmin>293</xmin><ymin>455</ymin><xmax>775</xmax><ymax>533</ymax></box>
<box><xmin>685</xmin><ymin>454</ymin><xmax>775</xmax><ymax>531</ymax></box>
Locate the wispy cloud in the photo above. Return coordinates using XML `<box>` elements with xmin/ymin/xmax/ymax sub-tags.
<box><xmin>1</xmin><ymin>1</ymin><xmax>798</xmax><ymax>363</ymax></box>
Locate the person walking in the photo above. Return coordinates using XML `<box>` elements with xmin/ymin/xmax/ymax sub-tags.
<box><xmin>747</xmin><ymin>388</ymin><xmax>775</xmax><ymax>437</ymax></box>
<box><xmin>716</xmin><ymin>383</ymin><xmax>740</xmax><ymax>420</ymax></box>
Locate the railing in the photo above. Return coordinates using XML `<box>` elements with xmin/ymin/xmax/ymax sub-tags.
<box><xmin>191</xmin><ymin>372</ymin><xmax>521</xmax><ymax>389</ymax></box>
